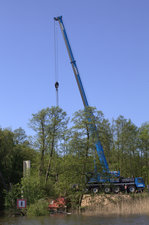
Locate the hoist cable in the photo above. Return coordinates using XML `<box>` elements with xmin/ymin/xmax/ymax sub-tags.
<box><xmin>54</xmin><ymin>20</ymin><xmax>59</xmax><ymax>106</ymax></box>
<box><xmin>54</xmin><ymin>20</ymin><xmax>58</xmax><ymax>82</ymax></box>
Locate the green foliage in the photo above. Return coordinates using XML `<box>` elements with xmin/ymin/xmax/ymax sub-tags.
<box><xmin>138</xmin><ymin>123</ymin><xmax>149</xmax><ymax>183</ymax></box>
<box><xmin>4</xmin><ymin>183</ymin><xmax>21</xmax><ymax>208</ymax></box>
<box><xmin>68</xmin><ymin>191</ymin><xmax>83</xmax><ymax>210</ymax></box>
<box><xmin>111</xmin><ymin>116</ymin><xmax>138</xmax><ymax>175</ymax></box>
<box><xmin>27</xmin><ymin>199</ymin><xmax>49</xmax><ymax>216</ymax></box>
<box><xmin>0</xmin><ymin>106</ymin><xmax>149</xmax><ymax>212</ymax></box>
<box><xmin>0</xmin><ymin>127</ymin><xmax>36</xmax><ymax>209</ymax></box>
<box><xmin>0</xmin><ymin>127</ymin><xmax>36</xmax><ymax>186</ymax></box>
<box><xmin>29</xmin><ymin>106</ymin><xmax>69</xmax><ymax>181</ymax></box>
<box><xmin>21</xmin><ymin>176</ymin><xmax>46</xmax><ymax>205</ymax></box>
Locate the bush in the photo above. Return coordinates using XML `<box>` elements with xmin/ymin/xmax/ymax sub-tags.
<box><xmin>4</xmin><ymin>174</ymin><xmax>56</xmax><ymax>212</ymax></box>
<box><xmin>27</xmin><ymin>199</ymin><xmax>49</xmax><ymax>216</ymax></box>
<box><xmin>21</xmin><ymin>176</ymin><xmax>46</xmax><ymax>205</ymax></box>
<box><xmin>4</xmin><ymin>183</ymin><xmax>21</xmax><ymax>208</ymax></box>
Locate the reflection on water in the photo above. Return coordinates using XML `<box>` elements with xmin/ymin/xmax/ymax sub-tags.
<box><xmin>0</xmin><ymin>214</ymin><xmax>149</xmax><ymax>225</ymax></box>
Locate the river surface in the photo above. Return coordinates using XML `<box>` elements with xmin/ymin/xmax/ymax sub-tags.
<box><xmin>0</xmin><ymin>214</ymin><xmax>149</xmax><ymax>225</ymax></box>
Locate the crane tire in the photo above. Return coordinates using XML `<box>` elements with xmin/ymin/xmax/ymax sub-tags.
<box><xmin>128</xmin><ymin>185</ymin><xmax>136</xmax><ymax>193</ymax></box>
<box><xmin>92</xmin><ymin>187</ymin><xmax>99</xmax><ymax>193</ymax></box>
<box><xmin>113</xmin><ymin>186</ymin><xmax>120</xmax><ymax>194</ymax></box>
<box><xmin>104</xmin><ymin>187</ymin><xmax>111</xmax><ymax>194</ymax></box>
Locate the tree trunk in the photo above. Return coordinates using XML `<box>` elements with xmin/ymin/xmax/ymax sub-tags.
<box><xmin>45</xmin><ymin>136</ymin><xmax>55</xmax><ymax>184</ymax></box>
<box><xmin>39</xmin><ymin>122</ymin><xmax>46</xmax><ymax>176</ymax></box>
<box><xmin>0</xmin><ymin>170</ymin><xmax>8</xmax><ymax>191</ymax></box>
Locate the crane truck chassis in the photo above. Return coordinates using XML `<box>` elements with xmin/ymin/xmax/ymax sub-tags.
<box><xmin>86</xmin><ymin>177</ymin><xmax>145</xmax><ymax>194</ymax></box>
<box><xmin>54</xmin><ymin>16</ymin><xmax>145</xmax><ymax>193</ymax></box>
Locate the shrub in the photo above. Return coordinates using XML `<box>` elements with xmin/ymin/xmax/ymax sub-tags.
<box><xmin>21</xmin><ymin>176</ymin><xmax>46</xmax><ymax>205</ymax></box>
<box><xmin>4</xmin><ymin>183</ymin><xmax>21</xmax><ymax>208</ymax></box>
<box><xmin>27</xmin><ymin>199</ymin><xmax>49</xmax><ymax>216</ymax></box>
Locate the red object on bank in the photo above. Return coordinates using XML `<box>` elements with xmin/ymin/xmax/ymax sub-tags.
<box><xmin>48</xmin><ymin>197</ymin><xmax>66</xmax><ymax>210</ymax></box>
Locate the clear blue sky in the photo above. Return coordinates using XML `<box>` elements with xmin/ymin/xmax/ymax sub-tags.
<box><xmin>0</xmin><ymin>0</ymin><xmax>149</xmax><ymax>135</ymax></box>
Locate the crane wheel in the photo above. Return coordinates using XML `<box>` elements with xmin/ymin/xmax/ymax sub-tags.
<box><xmin>113</xmin><ymin>186</ymin><xmax>120</xmax><ymax>194</ymax></box>
<box><xmin>128</xmin><ymin>186</ymin><xmax>136</xmax><ymax>193</ymax></box>
<box><xmin>104</xmin><ymin>187</ymin><xmax>111</xmax><ymax>194</ymax></box>
<box><xmin>92</xmin><ymin>187</ymin><xmax>99</xmax><ymax>193</ymax></box>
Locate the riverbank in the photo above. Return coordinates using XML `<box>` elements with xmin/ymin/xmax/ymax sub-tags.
<box><xmin>2</xmin><ymin>193</ymin><xmax>149</xmax><ymax>217</ymax></box>
<box><xmin>81</xmin><ymin>193</ymin><xmax>149</xmax><ymax>216</ymax></box>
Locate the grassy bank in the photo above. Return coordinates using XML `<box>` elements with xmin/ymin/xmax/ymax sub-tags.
<box><xmin>81</xmin><ymin>193</ymin><xmax>149</xmax><ymax>216</ymax></box>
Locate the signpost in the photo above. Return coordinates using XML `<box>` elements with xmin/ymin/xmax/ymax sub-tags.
<box><xmin>17</xmin><ymin>199</ymin><xmax>27</xmax><ymax>209</ymax></box>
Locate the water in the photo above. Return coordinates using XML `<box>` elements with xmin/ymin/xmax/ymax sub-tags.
<box><xmin>0</xmin><ymin>214</ymin><xmax>149</xmax><ymax>225</ymax></box>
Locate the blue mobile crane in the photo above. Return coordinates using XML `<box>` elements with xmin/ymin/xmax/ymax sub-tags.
<box><xmin>54</xmin><ymin>16</ymin><xmax>145</xmax><ymax>193</ymax></box>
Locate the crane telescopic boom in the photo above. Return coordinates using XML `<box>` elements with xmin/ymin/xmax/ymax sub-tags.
<box><xmin>54</xmin><ymin>16</ymin><xmax>109</xmax><ymax>173</ymax></box>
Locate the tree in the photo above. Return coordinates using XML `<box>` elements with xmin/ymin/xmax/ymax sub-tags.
<box><xmin>68</xmin><ymin>107</ymin><xmax>112</xmax><ymax>185</ymax></box>
<box><xmin>29</xmin><ymin>108</ymin><xmax>50</xmax><ymax>176</ymax></box>
<box><xmin>45</xmin><ymin>107</ymin><xmax>69</xmax><ymax>184</ymax></box>
<box><xmin>112</xmin><ymin>116</ymin><xmax>139</xmax><ymax>177</ymax></box>
<box><xmin>13</xmin><ymin>127</ymin><xmax>27</xmax><ymax>145</ymax></box>
<box><xmin>138</xmin><ymin>123</ymin><xmax>149</xmax><ymax>183</ymax></box>
<box><xmin>29</xmin><ymin>107</ymin><xmax>69</xmax><ymax>184</ymax></box>
<box><xmin>0</xmin><ymin>128</ymin><xmax>36</xmax><ymax>210</ymax></box>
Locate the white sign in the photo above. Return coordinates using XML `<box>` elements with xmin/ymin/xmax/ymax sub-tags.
<box><xmin>17</xmin><ymin>199</ymin><xmax>27</xmax><ymax>208</ymax></box>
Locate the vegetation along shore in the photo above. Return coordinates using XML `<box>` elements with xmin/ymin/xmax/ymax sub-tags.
<box><xmin>0</xmin><ymin>106</ymin><xmax>149</xmax><ymax>216</ymax></box>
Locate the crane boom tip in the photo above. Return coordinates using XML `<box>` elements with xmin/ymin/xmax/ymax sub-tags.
<box><xmin>54</xmin><ymin>16</ymin><xmax>62</xmax><ymax>21</ymax></box>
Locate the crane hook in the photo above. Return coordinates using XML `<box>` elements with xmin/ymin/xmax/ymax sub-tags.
<box><xmin>55</xmin><ymin>81</ymin><xmax>59</xmax><ymax>106</ymax></box>
<box><xmin>55</xmin><ymin>81</ymin><xmax>59</xmax><ymax>90</ymax></box>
